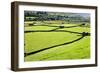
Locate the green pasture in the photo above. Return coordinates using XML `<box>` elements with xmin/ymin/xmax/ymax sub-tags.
<box><xmin>24</xmin><ymin>21</ymin><xmax>90</xmax><ymax>61</ymax></box>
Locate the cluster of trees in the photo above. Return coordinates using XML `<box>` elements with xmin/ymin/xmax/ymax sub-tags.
<box><xmin>24</xmin><ymin>11</ymin><xmax>90</xmax><ymax>23</ymax></box>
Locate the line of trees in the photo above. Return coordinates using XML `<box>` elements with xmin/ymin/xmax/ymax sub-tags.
<box><xmin>24</xmin><ymin>11</ymin><xmax>90</xmax><ymax>23</ymax></box>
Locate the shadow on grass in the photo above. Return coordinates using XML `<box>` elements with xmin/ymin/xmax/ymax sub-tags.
<box><xmin>24</xmin><ymin>36</ymin><xmax>85</xmax><ymax>57</ymax></box>
<box><xmin>25</xmin><ymin>24</ymin><xmax>90</xmax><ymax>35</ymax></box>
<box><xmin>24</xmin><ymin>24</ymin><xmax>90</xmax><ymax>57</ymax></box>
<box><xmin>24</xmin><ymin>29</ymin><xmax>90</xmax><ymax>35</ymax></box>
<box><xmin>30</xmin><ymin>24</ymin><xmax>82</xmax><ymax>28</ymax></box>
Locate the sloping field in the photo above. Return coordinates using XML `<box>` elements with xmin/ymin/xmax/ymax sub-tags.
<box><xmin>24</xmin><ymin>23</ymin><xmax>90</xmax><ymax>61</ymax></box>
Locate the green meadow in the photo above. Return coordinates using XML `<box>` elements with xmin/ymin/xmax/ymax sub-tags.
<box><xmin>24</xmin><ymin>21</ymin><xmax>90</xmax><ymax>61</ymax></box>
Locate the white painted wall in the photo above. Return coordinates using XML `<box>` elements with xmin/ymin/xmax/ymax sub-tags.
<box><xmin>0</xmin><ymin>0</ymin><xmax>99</xmax><ymax>73</ymax></box>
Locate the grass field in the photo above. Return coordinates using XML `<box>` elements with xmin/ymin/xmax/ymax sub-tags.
<box><xmin>24</xmin><ymin>21</ymin><xmax>90</xmax><ymax>62</ymax></box>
